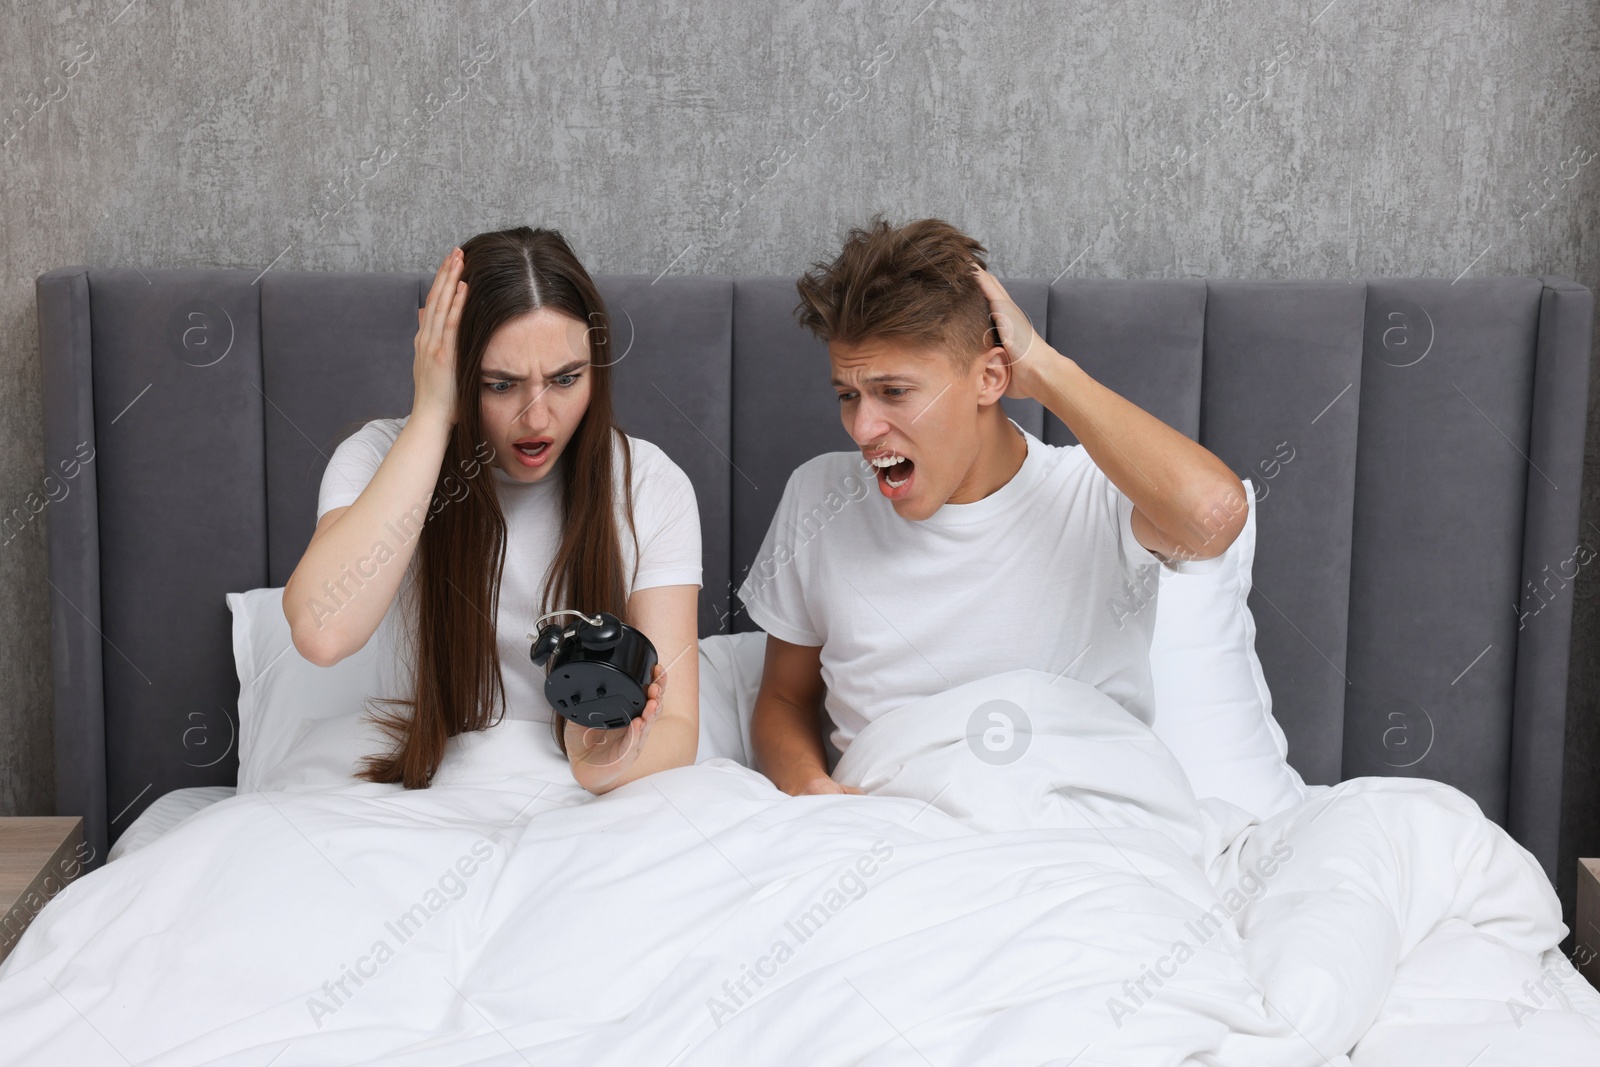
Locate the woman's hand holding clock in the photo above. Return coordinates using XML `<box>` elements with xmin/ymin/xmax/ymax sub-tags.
<box><xmin>565</xmin><ymin>663</ymin><xmax>669</xmax><ymax>793</ymax></box>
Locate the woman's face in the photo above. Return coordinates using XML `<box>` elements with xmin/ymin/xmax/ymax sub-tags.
<box><xmin>477</xmin><ymin>308</ymin><xmax>594</xmax><ymax>482</ymax></box>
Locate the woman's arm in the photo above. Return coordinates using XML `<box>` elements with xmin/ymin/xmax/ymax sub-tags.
<box><xmin>565</xmin><ymin>583</ymin><xmax>700</xmax><ymax>794</ymax></box>
<box><xmin>284</xmin><ymin>416</ymin><xmax>452</xmax><ymax>665</ymax></box>
<box><xmin>284</xmin><ymin>248</ymin><xmax>467</xmax><ymax>666</ymax></box>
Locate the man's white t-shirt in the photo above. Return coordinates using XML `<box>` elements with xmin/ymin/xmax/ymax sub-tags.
<box><xmin>316</xmin><ymin>416</ymin><xmax>701</xmax><ymax>725</ymax></box>
<box><xmin>737</xmin><ymin>419</ymin><xmax>1176</xmax><ymax>756</ymax></box>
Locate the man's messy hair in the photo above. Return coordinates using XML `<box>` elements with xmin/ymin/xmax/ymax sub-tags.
<box><xmin>794</xmin><ymin>216</ymin><xmax>997</xmax><ymax>370</ymax></box>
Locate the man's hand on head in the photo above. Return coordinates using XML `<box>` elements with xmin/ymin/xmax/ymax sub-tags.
<box><xmin>972</xmin><ymin>265</ymin><xmax>1066</xmax><ymax>404</ymax></box>
<box><xmin>795</xmin><ymin>775</ymin><xmax>865</xmax><ymax>797</ymax></box>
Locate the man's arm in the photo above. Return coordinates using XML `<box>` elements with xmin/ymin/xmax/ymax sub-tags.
<box><xmin>750</xmin><ymin>635</ymin><xmax>863</xmax><ymax>796</ymax></box>
<box><xmin>974</xmin><ymin>268</ymin><xmax>1247</xmax><ymax>564</ymax></box>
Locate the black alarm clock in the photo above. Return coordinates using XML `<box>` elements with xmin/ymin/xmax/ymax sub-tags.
<box><xmin>528</xmin><ymin>610</ymin><xmax>659</xmax><ymax>730</ymax></box>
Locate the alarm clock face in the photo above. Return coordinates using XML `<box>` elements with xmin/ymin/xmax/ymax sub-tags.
<box><xmin>546</xmin><ymin>660</ymin><xmax>645</xmax><ymax>730</ymax></box>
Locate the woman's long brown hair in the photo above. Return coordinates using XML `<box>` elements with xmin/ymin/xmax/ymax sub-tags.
<box><xmin>357</xmin><ymin>227</ymin><xmax>638</xmax><ymax>788</ymax></box>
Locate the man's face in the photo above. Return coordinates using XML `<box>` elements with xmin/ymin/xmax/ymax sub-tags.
<box><xmin>478</xmin><ymin>308</ymin><xmax>593</xmax><ymax>482</ymax></box>
<box><xmin>830</xmin><ymin>335</ymin><xmax>996</xmax><ymax>521</ymax></box>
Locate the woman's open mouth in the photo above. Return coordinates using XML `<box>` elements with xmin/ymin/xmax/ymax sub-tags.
<box><xmin>869</xmin><ymin>451</ymin><xmax>915</xmax><ymax>500</ymax></box>
<box><xmin>513</xmin><ymin>436</ymin><xmax>554</xmax><ymax>468</ymax></box>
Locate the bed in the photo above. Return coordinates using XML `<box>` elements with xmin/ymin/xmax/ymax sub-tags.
<box><xmin>7</xmin><ymin>266</ymin><xmax>1597</xmax><ymax>1064</ymax></box>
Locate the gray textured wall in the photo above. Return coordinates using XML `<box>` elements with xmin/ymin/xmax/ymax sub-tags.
<box><xmin>4</xmin><ymin>1</ymin><xmax>1598</xmax><ymax>912</ymax></box>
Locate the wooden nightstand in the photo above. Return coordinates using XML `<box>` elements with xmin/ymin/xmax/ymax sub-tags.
<box><xmin>1580</xmin><ymin>859</ymin><xmax>1600</xmax><ymax>988</ymax></box>
<box><xmin>0</xmin><ymin>817</ymin><xmax>86</xmax><ymax>966</ymax></box>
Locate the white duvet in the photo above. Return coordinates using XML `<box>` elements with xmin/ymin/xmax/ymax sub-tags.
<box><xmin>2</xmin><ymin>669</ymin><xmax>1598</xmax><ymax>1065</ymax></box>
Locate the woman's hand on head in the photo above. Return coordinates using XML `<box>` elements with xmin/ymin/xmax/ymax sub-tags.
<box><xmin>566</xmin><ymin>663</ymin><xmax>669</xmax><ymax>794</ymax></box>
<box><xmin>413</xmin><ymin>246</ymin><xmax>468</xmax><ymax>428</ymax></box>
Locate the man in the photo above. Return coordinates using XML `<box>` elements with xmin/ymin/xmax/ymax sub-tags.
<box><xmin>738</xmin><ymin>217</ymin><xmax>1247</xmax><ymax>796</ymax></box>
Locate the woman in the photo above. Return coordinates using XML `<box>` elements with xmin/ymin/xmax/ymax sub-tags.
<box><xmin>283</xmin><ymin>227</ymin><xmax>701</xmax><ymax>794</ymax></box>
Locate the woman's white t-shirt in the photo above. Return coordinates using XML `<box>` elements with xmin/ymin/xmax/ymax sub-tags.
<box><xmin>316</xmin><ymin>416</ymin><xmax>701</xmax><ymax>724</ymax></box>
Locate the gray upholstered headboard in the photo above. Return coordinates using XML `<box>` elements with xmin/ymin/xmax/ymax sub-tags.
<box><xmin>36</xmin><ymin>268</ymin><xmax>1593</xmax><ymax>883</ymax></box>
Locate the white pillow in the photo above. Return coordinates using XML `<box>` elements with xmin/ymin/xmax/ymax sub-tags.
<box><xmin>226</xmin><ymin>586</ymin><xmax>408</xmax><ymax>793</ymax></box>
<box><xmin>228</xmin><ymin>588</ymin><xmax>594</xmax><ymax>794</ymax></box>
<box><xmin>251</xmin><ymin>715</ymin><xmax>393</xmax><ymax>793</ymax></box>
<box><xmin>253</xmin><ymin>715</ymin><xmax>583</xmax><ymax>794</ymax></box>
<box><xmin>696</xmin><ymin>631</ymin><xmax>765</xmax><ymax>764</ymax></box>
<box><xmin>703</xmin><ymin>478</ymin><xmax>1306</xmax><ymax>820</ymax></box>
<box><xmin>233</xmin><ymin>584</ymin><xmax>755</xmax><ymax>790</ymax></box>
<box><xmin>1147</xmin><ymin>477</ymin><xmax>1308</xmax><ymax>819</ymax></box>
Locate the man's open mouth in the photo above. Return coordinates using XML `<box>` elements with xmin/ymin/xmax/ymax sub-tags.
<box><xmin>869</xmin><ymin>450</ymin><xmax>915</xmax><ymax>496</ymax></box>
